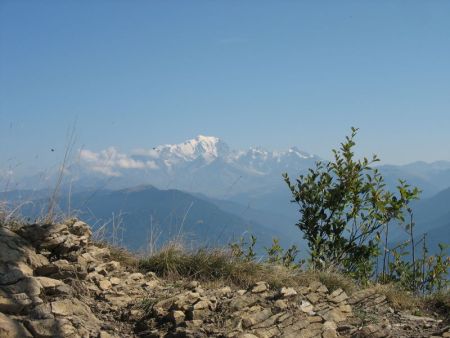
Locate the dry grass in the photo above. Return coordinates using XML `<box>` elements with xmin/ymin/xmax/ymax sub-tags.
<box><xmin>374</xmin><ymin>285</ymin><xmax>450</xmax><ymax>316</ymax></box>
<box><xmin>93</xmin><ymin>241</ymin><xmax>139</xmax><ymax>271</ymax></box>
<box><xmin>137</xmin><ymin>242</ymin><xmax>362</xmax><ymax>291</ymax></box>
<box><xmin>0</xmin><ymin>207</ymin><xmax>30</xmax><ymax>232</ymax></box>
<box><xmin>423</xmin><ymin>290</ymin><xmax>450</xmax><ymax>321</ymax></box>
<box><xmin>138</xmin><ymin>243</ymin><xmax>298</xmax><ymax>288</ymax></box>
<box><xmin>373</xmin><ymin>283</ymin><xmax>418</xmax><ymax>310</ymax></box>
<box><xmin>301</xmin><ymin>270</ymin><xmax>356</xmax><ymax>294</ymax></box>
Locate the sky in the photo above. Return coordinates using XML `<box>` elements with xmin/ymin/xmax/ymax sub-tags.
<box><xmin>1</xmin><ymin>0</ymin><xmax>450</xmax><ymax>176</ymax></box>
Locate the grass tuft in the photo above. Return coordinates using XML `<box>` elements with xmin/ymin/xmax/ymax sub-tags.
<box><xmin>424</xmin><ymin>290</ymin><xmax>450</xmax><ymax>321</ymax></box>
<box><xmin>93</xmin><ymin>241</ymin><xmax>139</xmax><ymax>271</ymax></box>
<box><xmin>373</xmin><ymin>284</ymin><xmax>418</xmax><ymax>310</ymax></box>
<box><xmin>138</xmin><ymin>242</ymin><xmax>297</xmax><ymax>288</ymax></box>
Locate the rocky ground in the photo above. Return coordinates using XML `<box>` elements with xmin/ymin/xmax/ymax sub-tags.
<box><xmin>0</xmin><ymin>219</ymin><xmax>449</xmax><ymax>338</ymax></box>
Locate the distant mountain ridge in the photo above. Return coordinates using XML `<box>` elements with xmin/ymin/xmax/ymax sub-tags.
<box><xmin>6</xmin><ymin>185</ymin><xmax>300</xmax><ymax>253</ymax></box>
<box><xmin>6</xmin><ymin>135</ymin><xmax>450</xmax><ymax>200</ymax></box>
<box><xmin>1</xmin><ymin>183</ymin><xmax>448</xmax><ymax>257</ymax></box>
<box><xmin>3</xmin><ymin>135</ymin><xmax>450</xmax><ymax>253</ymax></box>
<box><xmin>73</xmin><ymin>135</ymin><xmax>320</xmax><ymax>197</ymax></box>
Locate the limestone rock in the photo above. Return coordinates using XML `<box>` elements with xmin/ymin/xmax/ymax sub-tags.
<box><xmin>25</xmin><ymin>318</ymin><xmax>77</xmax><ymax>338</ymax></box>
<box><xmin>300</xmin><ymin>300</ymin><xmax>314</xmax><ymax>313</ymax></box>
<box><xmin>251</xmin><ymin>281</ymin><xmax>268</xmax><ymax>293</ymax></box>
<box><xmin>0</xmin><ymin>312</ymin><xmax>32</xmax><ymax>337</ymax></box>
<box><xmin>322</xmin><ymin>308</ymin><xmax>347</xmax><ymax>323</ymax></box>
<box><xmin>351</xmin><ymin>324</ymin><xmax>390</xmax><ymax>338</ymax></box>
<box><xmin>328</xmin><ymin>288</ymin><xmax>348</xmax><ymax>303</ymax></box>
<box><xmin>0</xmin><ymin>289</ymin><xmax>32</xmax><ymax>314</ymax></box>
<box><xmin>98</xmin><ymin>279</ymin><xmax>112</xmax><ymax>291</ymax></box>
<box><xmin>280</xmin><ymin>286</ymin><xmax>297</xmax><ymax>298</ymax></box>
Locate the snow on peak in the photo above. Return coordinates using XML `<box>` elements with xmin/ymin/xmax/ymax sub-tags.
<box><xmin>171</xmin><ymin>135</ymin><xmax>224</xmax><ymax>161</ymax></box>
<box><xmin>286</xmin><ymin>146</ymin><xmax>313</xmax><ymax>159</ymax></box>
<box><xmin>137</xmin><ymin>135</ymin><xmax>229</xmax><ymax>166</ymax></box>
<box><xmin>80</xmin><ymin>135</ymin><xmax>317</xmax><ymax>176</ymax></box>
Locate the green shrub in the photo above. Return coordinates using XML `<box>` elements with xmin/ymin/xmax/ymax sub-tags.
<box><xmin>283</xmin><ymin>127</ymin><xmax>418</xmax><ymax>282</ymax></box>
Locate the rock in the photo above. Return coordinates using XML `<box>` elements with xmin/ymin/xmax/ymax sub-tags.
<box><xmin>29</xmin><ymin>303</ymin><xmax>54</xmax><ymax>319</ymax></box>
<box><xmin>328</xmin><ymin>288</ymin><xmax>348</xmax><ymax>303</ymax></box>
<box><xmin>307</xmin><ymin>316</ymin><xmax>322</xmax><ymax>323</ymax></box>
<box><xmin>0</xmin><ymin>290</ymin><xmax>32</xmax><ymax>314</ymax></box>
<box><xmin>104</xmin><ymin>294</ymin><xmax>132</xmax><ymax>308</ymax></box>
<box><xmin>252</xmin><ymin>313</ymin><xmax>283</xmax><ymax>329</ymax></box>
<box><xmin>300</xmin><ymin>300</ymin><xmax>314</xmax><ymax>313</ymax></box>
<box><xmin>35</xmin><ymin>276</ymin><xmax>64</xmax><ymax>289</ymax></box>
<box><xmin>306</xmin><ymin>292</ymin><xmax>320</xmax><ymax>304</ymax></box>
<box><xmin>70</xmin><ymin>220</ymin><xmax>92</xmax><ymax>237</ymax></box>
<box><xmin>254</xmin><ymin>326</ymin><xmax>281</xmax><ymax>337</ymax></box>
<box><xmin>280</xmin><ymin>287</ymin><xmax>297</xmax><ymax>298</ymax></box>
<box><xmin>274</xmin><ymin>299</ymin><xmax>288</xmax><ymax>310</ymax></box>
<box><xmin>98</xmin><ymin>279</ymin><xmax>112</xmax><ymax>291</ymax></box>
<box><xmin>50</xmin><ymin>299</ymin><xmax>93</xmax><ymax>318</ymax></box>
<box><xmin>188</xmin><ymin>308</ymin><xmax>211</xmax><ymax>320</ymax></box>
<box><xmin>216</xmin><ymin>286</ymin><xmax>232</xmax><ymax>297</ymax></box>
<box><xmin>251</xmin><ymin>281</ymin><xmax>268</xmax><ymax>293</ymax></box>
<box><xmin>187</xmin><ymin>281</ymin><xmax>200</xmax><ymax>289</ymax></box>
<box><xmin>339</xmin><ymin>304</ymin><xmax>352</xmax><ymax>313</ymax></box>
<box><xmin>109</xmin><ymin>277</ymin><xmax>121</xmax><ymax>285</ymax></box>
<box><xmin>0</xmin><ymin>312</ymin><xmax>32</xmax><ymax>337</ymax></box>
<box><xmin>98</xmin><ymin>332</ymin><xmax>115</xmax><ymax>338</ymax></box>
<box><xmin>36</xmin><ymin>259</ymin><xmax>86</xmax><ymax>279</ymax></box>
<box><xmin>298</xmin><ymin>326</ymin><xmax>323</xmax><ymax>338</ymax></box>
<box><xmin>352</xmin><ymin>324</ymin><xmax>390</xmax><ymax>338</ymax></box>
<box><xmin>322</xmin><ymin>308</ymin><xmax>347</xmax><ymax>322</ymax></box>
<box><xmin>230</xmin><ymin>295</ymin><xmax>257</xmax><ymax>311</ymax></box>
<box><xmin>323</xmin><ymin>321</ymin><xmax>337</xmax><ymax>330</ymax></box>
<box><xmin>241</xmin><ymin>308</ymin><xmax>272</xmax><ymax>328</ymax></box>
<box><xmin>193</xmin><ymin>299</ymin><xmax>212</xmax><ymax>310</ymax></box>
<box><xmin>128</xmin><ymin>272</ymin><xmax>144</xmax><ymax>281</ymax></box>
<box><xmin>25</xmin><ymin>318</ymin><xmax>77</xmax><ymax>338</ymax></box>
<box><xmin>308</xmin><ymin>281</ymin><xmax>324</xmax><ymax>292</ymax></box>
<box><xmin>142</xmin><ymin>279</ymin><xmax>159</xmax><ymax>289</ymax></box>
<box><xmin>323</xmin><ymin>328</ymin><xmax>338</xmax><ymax>338</ymax></box>
<box><xmin>0</xmin><ymin>262</ymin><xmax>33</xmax><ymax>285</ymax></box>
<box><xmin>3</xmin><ymin>277</ymin><xmax>41</xmax><ymax>298</ymax></box>
<box><xmin>401</xmin><ymin>314</ymin><xmax>440</xmax><ymax>322</ymax></box>
<box><xmin>169</xmin><ymin>310</ymin><xmax>186</xmax><ymax>325</ymax></box>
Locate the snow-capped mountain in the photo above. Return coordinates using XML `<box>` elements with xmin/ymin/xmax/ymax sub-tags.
<box><xmin>131</xmin><ymin>135</ymin><xmax>231</xmax><ymax>169</ymax></box>
<box><xmin>77</xmin><ymin>135</ymin><xmax>320</xmax><ymax>196</ymax></box>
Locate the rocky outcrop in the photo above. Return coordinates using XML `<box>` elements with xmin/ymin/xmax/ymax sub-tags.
<box><xmin>0</xmin><ymin>219</ymin><xmax>448</xmax><ymax>338</ymax></box>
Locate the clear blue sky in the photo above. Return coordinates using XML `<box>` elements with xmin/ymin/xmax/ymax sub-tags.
<box><xmin>1</xmin><ymin>0</ymin><xmax>450</xmax><ymax>175</ymax></box>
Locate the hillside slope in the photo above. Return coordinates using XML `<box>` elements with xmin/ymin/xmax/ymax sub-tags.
<box><xmin>16</xmin><ymin>186</ymin><xmax>297</xmax><ymax>252</ymax></box>
<box><xmin>1</xmin><ymin>219</ymin><xmax>449</xmax><ymax>338</ymax></box>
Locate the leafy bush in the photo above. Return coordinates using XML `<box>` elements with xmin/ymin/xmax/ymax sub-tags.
<box><xmin>264</xmin><ymin>238</ymin><xmax>303</xmax><ymax>269</ymax></box>
<box><xmin>283</xmin><ymin>127</ymin><xmax>449</xmax><ymax>292</ymax></box>
<box><xmin>283</xmin><ymin>128</ymin><xmax>418</xmax><ymax>281</ymax></box>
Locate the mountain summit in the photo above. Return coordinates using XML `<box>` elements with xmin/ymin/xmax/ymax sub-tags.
<box><xmin>77</xmin><ymin>135</ymin><xmax>319</xmax><ymax>196</ymax></box>
<box><xmin>133</xmin><ymin>135</ymin><xmax>230</xmax><ymax>166</ymax></box>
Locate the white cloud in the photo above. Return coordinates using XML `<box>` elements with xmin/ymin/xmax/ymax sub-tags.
<box><xmin>91</xmin><ymin>166</ymin><xmax>121</xmax><ymax>177</ymax></box>
<box><xmin>79</xmin><ymin>149</ymin><xmax>98</xmax><ymax>162</ymax></box>
<box><xmin>79</xmin><ymin>147</ymin><xmax>158</xmax><ymax>176</ymax></box>
<box><xmin>132</xmin><ymin>148</ymin><xmax>159</xmax><ymax>158</ymax></box>
<box><xmin>145</xmin><ymin>160</ymin><xmax>158</xmax><ymax>169</ymax></box>
<box><xmin>117</xmin><ymin>157</ymin><xmax>145</xmax><ymax>169</ymax></box>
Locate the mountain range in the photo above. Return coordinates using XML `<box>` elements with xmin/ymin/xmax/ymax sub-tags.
<box><xmin>1</xmin><ymin>185</ymin><xmax>302</xmax><ymax>254</ymax></box>
<box><xmin>1</xmin><ymin>135</ymin><xmax>449</xmax><ymax>256</ymax></box>
<box><xmin>5</xmin><ymin>135</ymin><xmax>450</xmax><ymax>200</ymax></box>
